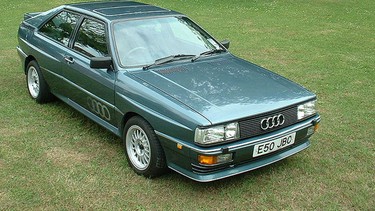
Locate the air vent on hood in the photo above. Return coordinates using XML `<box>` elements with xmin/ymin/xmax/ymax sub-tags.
<box><xmin>156</xmin><ymin>67</ymin><xmax>187</xmax><ymax>75</ymax></box>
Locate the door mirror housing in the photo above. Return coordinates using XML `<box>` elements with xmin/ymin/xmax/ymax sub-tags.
<box><xmin>90</xmin><ymin>57</ymin><xmax>113</xmax><ymax>69</ymax></box>
<box><xmin>220</xmin><ymin>39</ymin><xmax>230</xmax><ymax>49</ymax></box>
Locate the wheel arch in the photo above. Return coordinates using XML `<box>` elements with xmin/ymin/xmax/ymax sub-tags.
<box><xmin>24</xmin><ymin>55</ymin><xmax>36</xmax><ymax>74</ymax></box>
<box><xmin>120</xmin><ymin>111</ymin><xmax>140</xmax><ymax>138</ymax></box>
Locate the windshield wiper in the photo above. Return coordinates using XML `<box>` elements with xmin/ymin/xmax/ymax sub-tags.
<box><xmin>191</xmin><ymin>49</ymin><xmax>226</xmax><ymax>62</ymax></box>
<box><xmin>143</xmin><ymin>54</ymin><xmax>195</xmax><ymax>70</ymax></box>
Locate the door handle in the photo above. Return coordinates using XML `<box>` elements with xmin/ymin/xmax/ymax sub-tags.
<box><xmin>64</xmin><ymin>56</ymin><xmax>75</xmax><ymax>64</ymax></box>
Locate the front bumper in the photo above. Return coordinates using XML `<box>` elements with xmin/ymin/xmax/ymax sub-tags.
<box><xmin>157</xmin><ymin>114</ymin><xmax>320</xmax><ymax>182</ymax></box>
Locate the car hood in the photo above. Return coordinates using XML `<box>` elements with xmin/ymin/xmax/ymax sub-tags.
<box><xmin>130</xmin><ymin>54</ymin><xmax>315</xmax><ymax>125</ymax></box>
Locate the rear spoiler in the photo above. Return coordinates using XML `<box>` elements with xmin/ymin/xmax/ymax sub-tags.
<box><xmin>24</xmin><ymin>12</ymin><xmax>41</xmax><ymax>20</ymax></box>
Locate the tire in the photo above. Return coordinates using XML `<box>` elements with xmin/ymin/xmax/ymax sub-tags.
<box><xmin>123</xmin><ymin>116</ymin><xmax>167</xmax><ymax>178</ymax></box>
<box><xmin>26</xmin><ymin>60</ymin><xmax>53</xmax><ymax>103</ymax></box>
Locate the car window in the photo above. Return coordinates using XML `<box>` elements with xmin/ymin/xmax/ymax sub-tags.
<box><xmin>73</xmin><ymin>19</ymin><xmax>108</xmax><ymax>57</ymax></box>
<box><xmin>113</xmin><ymin>17</ymin><xmax>220</xmax><ymax>67</ymax></box>
<box><xmin>168</xmin><ymin>18</ymin><xmax>216</xmax><ymax>49</ymax></box>
<box><xmin>39</xmin><ymin>11</ymin><xmax>80</xmax><ymax>47</ymax></box>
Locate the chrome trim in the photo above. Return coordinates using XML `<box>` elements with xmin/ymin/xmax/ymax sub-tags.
<box><xmin>16</xmin><ymin>46</ymin><xmax>27</xmax><ymax>58</ymax></box>
<box><xmin>316</xmin><ymin>115</ymin><xmax>321</xmax><ymax>122</ymax></box>
<box><xmin>155</xmin><ymin>131</ymin><xmax>223</xmax><ymax>153</ymax></box>
<box><xmin>260</xmin><ymin>114</ymin><xmax>285</xmax><ymax>130</ymax></box>
<box><xmin>155</xmin><ymin>116</ymin><xmax>320</xmax><ymax>154</ymax></box>
<box><xmin>229</xmin><ymin>120</ymin><xmax>312</xmax><ymax>151</ymax></box>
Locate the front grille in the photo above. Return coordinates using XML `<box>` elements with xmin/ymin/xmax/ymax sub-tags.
<box><xmin>239</xmin><ymin>106</ymin><xmax>297</xmax><ymax>139</ymax></box>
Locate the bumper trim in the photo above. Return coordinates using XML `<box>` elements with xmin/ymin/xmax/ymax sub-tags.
<box><xmin>168</xmin><ymin>140</ymin><xmax>310</xmax><ymax>182</ymax></box>
<box><xmin>155</xmin><ymin>115</ymin><xmax>320</xmax><ymax>155</ymax></box>
<box><xmin>17</xmin><ymin>46</ymin><xmax>27</xmax><ymax>59</ymax></box>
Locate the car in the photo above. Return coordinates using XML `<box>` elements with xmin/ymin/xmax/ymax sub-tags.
<box><xmin>17</xmin><ymin>1</ymin><xmax>321</xmax><ymax>182</ymax></box>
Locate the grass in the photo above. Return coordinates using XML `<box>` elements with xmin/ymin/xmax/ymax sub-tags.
<box><xmin>0</xmin><ymin>0</ymin><xmax>374</xmax><ymax>210</ymax></box>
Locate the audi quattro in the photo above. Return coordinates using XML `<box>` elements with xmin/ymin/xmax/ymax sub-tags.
<box><xmin>17</xmin><ymin>1</ymin><xmax>321</xmax><ymax>182</ymax></box>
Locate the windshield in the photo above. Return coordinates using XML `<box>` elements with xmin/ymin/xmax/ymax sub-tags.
<box><xmin>113</xmin><ymin>17</ymin><xmax>223</xmax><ymax>67</ymax></box>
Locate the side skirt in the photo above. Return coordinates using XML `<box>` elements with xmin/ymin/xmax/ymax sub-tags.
<box><xmin>52</xmin><ymin>92</ymin><xmax>121</xmax><ymax>137</ymax></box>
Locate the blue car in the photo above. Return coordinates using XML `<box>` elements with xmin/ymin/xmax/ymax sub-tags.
<box><xmin>17</xmin><ymin>1</ymin><xmax>321</xmax><ymax>182</ymax></box>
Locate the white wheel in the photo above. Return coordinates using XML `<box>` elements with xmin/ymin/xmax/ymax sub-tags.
<box><xmin>26</xmin><ymin>60</ymin><xmax>53</xmax><ymax>103</ymax></box>
<box><xmin>27</xmin><ymin>66</ymin><xmax>40</xmax><ymax>98</ymax></box>
<box><xmin>123</xmin><ymin>116</ymin><xmax>167</xmax><ymax>178</ymax></box>
<box><xmin>126</xmin><ymin>125</ymin><xmax>151</xmax><ymax>170</ymax></box>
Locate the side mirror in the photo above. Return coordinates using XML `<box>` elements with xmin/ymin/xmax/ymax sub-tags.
<box><xmin>220</xmin><ymin>39</ymin><xmax>230</xmax><ymax>49</ymax></box>
<box><xmin>90</xmin><ymin>57</ymin><xmax>113</xmax><ymax>69</ymax></box>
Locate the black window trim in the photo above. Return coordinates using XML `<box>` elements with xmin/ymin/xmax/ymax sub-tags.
<box><xmin>37</xmin><ymin>9</ymin><xmax>111</xmax><ymax>61</ymax></box>
<box><xmin>70</xmin><ymin>15</ymin><xmax>111</xmax><ymax>59</ymax></box>
<box><xmin>37</xmin><ymin>9</ymin><xmax>82</xmax><ymax>48</ymax></box>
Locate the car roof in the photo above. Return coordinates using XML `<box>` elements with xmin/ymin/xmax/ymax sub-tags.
<box><xmin>66</xmin><ymin>1</ymin><xmax>182</xmax><ymax>21</ymax></box>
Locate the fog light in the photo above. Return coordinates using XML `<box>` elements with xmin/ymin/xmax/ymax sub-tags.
<box><xmin>198</xmin><ymin>154</ymin><xmax>232</xmax><ymax>165</ymax></box>
<box><xmin>307</xmin><ymin>126</ymin><xmax>314</xmax><ymax>136</ymax></box>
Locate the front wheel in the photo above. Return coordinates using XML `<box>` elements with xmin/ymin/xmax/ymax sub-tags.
<box><xmin>123</xmin><ymin>116</ymin><xmax>167</xmax><ymax>178</ymax></box>
<box><xmin>26</xmin><ymin>60</ymin><xmax>53</xmax><ymax>103</ymax></box>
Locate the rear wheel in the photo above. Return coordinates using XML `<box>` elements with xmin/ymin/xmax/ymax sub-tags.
<box><xmin>26</xmin><ymin>60</ymin><xmax>53</xmax><ymax>103</ymax></box>
<box><xmin>123</xmin><ymin>116</ymin><xmax>167</xmax><ymax>178</ymax></box>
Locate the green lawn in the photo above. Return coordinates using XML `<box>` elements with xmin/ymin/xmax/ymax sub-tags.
<box><xmin>1</xmin><ymin>0</ymin><xmax>374</xmax><ymax>210</ymax></box>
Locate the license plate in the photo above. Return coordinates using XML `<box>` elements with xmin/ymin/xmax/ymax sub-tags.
<box><xmin>253</xmin><ymin>133</ymin><xmax>296</xmax><ymax>157</ymax></box>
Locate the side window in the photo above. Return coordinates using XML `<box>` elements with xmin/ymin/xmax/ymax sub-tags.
<box><xmin>39</xmin><ymin>11</ymin><xmax>80</xmax><ymax>46</ymax></box>
<box><xmin>73</xmin><ymin>19</ymin><xmax>108</xmax><ymax>57</ymax></box>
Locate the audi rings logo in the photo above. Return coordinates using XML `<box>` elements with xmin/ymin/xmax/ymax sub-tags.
<box><xmin>87</xmin><ymin>97</ymin><xmax>111</xmax><ymax>121</ymax></box>
<box><xmin>260</xmin><ymin>114</ymin><xmax>285</xmax><ymax>130</ymax></box>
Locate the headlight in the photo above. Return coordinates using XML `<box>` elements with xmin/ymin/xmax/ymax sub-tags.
<box><xmin>298</xmin><ymin>100</ymin><xmax>316</xmax><ymax>120</ymax></box>
<box><xmin>195</xmin><ymin>122</ymin><xmax>239</xmax><ymax>145</ymax></box>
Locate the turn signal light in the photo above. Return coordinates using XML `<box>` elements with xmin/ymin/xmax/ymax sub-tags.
<box><xmin>314</xmin><ymin>123</ymin><xmax>320</xmax><ymax>132</ymax></box>
<box><xmin>198</xmin><ymin>154</ymin><xmax>233</xmax><ymax>165</ymax></box>
<box><xmin>198</xmin><ymin>155</ymin><xmax>217</xmax><ymax>165</ymax></box>
<box><xmin>177</xmin><ymin>143</ymin><xmax>183</xmax><ymax>150</ymax></box>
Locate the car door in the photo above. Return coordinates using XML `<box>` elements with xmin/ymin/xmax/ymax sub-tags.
<box><xmin>61</xmin><ymin>17</ymin><xmax>117</xmax><ymax>126</ymax></box>
<box><xmin>35</xmin><ymin>10</ymin><xmax>81</xmax><ymax>97</ymax></box>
